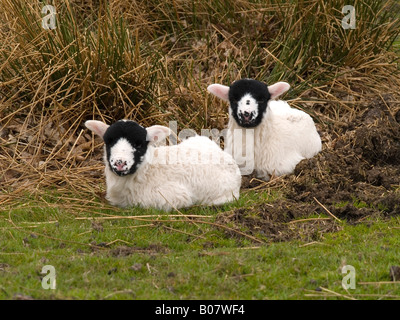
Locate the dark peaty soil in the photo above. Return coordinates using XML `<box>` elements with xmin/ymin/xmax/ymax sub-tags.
<box><xmin>220</xmin><ymin>96</ymin><xmax>400</xmax><ymax>242</ymax></box>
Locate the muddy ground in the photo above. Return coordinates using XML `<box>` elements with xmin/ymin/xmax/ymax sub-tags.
<box><xmin>217</xmin><ymin>96</ymin><xmax>400</xmax><ymax>242</ymax></box>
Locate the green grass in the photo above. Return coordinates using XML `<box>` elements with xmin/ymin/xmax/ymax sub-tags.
<box><xmin>1</xmin><ymin>190</ymin><xmax>400</xmax><ymax>300</ymax></box>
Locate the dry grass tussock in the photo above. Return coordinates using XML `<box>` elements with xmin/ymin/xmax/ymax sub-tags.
<box><xmin>0</xmin><ymin>0</ymin><xmax>399</xmax><ymax>211</ymax></box>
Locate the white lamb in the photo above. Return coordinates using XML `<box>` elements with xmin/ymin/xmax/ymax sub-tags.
<box><xmin>85</xmin><ymin>119</ymin><xmax>241</xmax><ymax>211</ymax></box>
<box><xmin>207</xmin><ymin>79</ymin><xmax>322</xmax><ymax>181</ymax></box>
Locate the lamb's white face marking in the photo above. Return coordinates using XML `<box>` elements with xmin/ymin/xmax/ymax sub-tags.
<box><xmin>109</xmin><ymin>138</ymin><xmax>136</xmax><ymax>176</ymax></box>
<box><xmin>236</xmin><ymin>93</ymin><xmax>259</xmax><ymax>124</ymax></box>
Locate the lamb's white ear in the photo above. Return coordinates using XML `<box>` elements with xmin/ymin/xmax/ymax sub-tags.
<box><xmin>146</xmin><ymin>125</ymin><xmax>172</xmax><ymax>144</ymax></box>
<box><xmin>85</xmin><ymin>120</ymin><xmax>109</xmax><ymax>139</ymax></box>
<box><xmin>207</xmin><ymin>84</ymin><xmax>230</xmax><ymax>102</ymax></box>
<box><xmin>267</xmin><ymin>82</ymin><xmax>290</xmax><ymax>100</ymax></box>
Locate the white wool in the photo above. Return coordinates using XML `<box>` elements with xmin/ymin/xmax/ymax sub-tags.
<box><xmin>104</xmin><ymin>135</ymin><xmax>241</xmax><ymax>211</ymax></box>
<box><xmin>226</xmin><ymin>100</ymin><xmax>322</xmax><ymax>180</ymax></box>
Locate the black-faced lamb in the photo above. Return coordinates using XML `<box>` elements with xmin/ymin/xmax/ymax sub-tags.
<box><xmin>207</xmin><ymin>79</ymin><xmax>322</xmax><ymax>181</ymax></box>
<box><xmin>85</xmin><ymin>119</ymin><xmax>241</xmax><ymax>211</ymax></box>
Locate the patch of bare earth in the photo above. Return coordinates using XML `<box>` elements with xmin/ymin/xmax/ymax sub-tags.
<box><xmin>222</xmin><ymin>96</ymin><xmax>400</xmax><ymax>242</ymax></box>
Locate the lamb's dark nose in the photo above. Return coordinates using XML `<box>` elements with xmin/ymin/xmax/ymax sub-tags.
<box><xmin>243</xmin><ymin>111</ymin><xmax>252</xmax><ymax>121</ymax></box>
<box><xmin>114</xmin><ymin>160</ymin><xmax>127</xmax><ymax>172</ymax></box>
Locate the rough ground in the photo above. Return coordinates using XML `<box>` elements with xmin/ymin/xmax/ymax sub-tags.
<box><xmin>1</xmin><ymin>96</ymin><xmax>399</xmax><ymax>244</ymax></box>
<box><xmin>221</xmin><ymin>96</ymin><xmax>400</xmax><ymax>242</ymax></box>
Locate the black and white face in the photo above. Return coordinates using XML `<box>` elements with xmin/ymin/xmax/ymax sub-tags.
<box><xmin>228</xmin><ymin>79</ymin><xmax>271</xmax><ymax>128</ymax></box>
<box><xmin>103</xmin><ymin>120</ymin><xmax>148</xmax><ymax>176</ymax></box>
<box><xmin>85</xmin><ymin>119</ymin><xmax>171</xmax><ymax>177</ymax></box>
<box><xmin>207</xmin><ymin>79</ymin><xmax>290</xmax><ymax>129</ymax></box>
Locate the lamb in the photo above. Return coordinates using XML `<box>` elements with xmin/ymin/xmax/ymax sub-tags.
<box><xmin>85</xmin><ymin>119</ymin><xmax>241</xmax><ymax>211</ymax></box>
<box><xmin>207</xmin><ymin>79</ymin><xmax>322</xmax><ymax>181</ymax></box>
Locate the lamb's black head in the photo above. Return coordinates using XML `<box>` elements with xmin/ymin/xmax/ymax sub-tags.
<box><xmin>85</xmin><ymin>120</ymin><xmax>171</xmax><ymax>177</ymax></box>
<box><xmin>207</xmin><ymin>79</ymin><xmax>290</xmax><ymax>128</ymax></box>
<box><xmin>228</xmin><ymin>79</ymin><xmax>270</xmax><ymax>127</ymax></box>
<box><xmin>102</xmin><ymin>120</ymin><xmax>148</xmax><ymax>176</ymax></box>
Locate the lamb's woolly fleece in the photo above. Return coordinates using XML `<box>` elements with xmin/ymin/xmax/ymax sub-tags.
<box><xmin>226</xmin><ymin>99</ymin><xmax>321</xmax><ymax>180</ymax></box>
<box><xmin>104</xmin><ymin>135</ymin><xmax>241</xmax><ymax>211</ymax></box>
